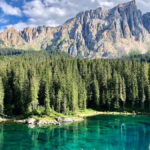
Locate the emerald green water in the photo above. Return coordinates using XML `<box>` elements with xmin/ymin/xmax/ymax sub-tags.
<box><xmin>0</xmin><ymin>115</ymin><xmax>150</xmax><ymax>150</ymax></box>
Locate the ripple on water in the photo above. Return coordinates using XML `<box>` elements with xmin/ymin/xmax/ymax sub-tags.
<box><xmin>0</xmin><ymin>115</ymin><xmax>150</xmax><ymax>150</ymax></box>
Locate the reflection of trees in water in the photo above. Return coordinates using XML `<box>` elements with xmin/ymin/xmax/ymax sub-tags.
<box><xmin>0</xmin><ymin>117</ymin><xmax>150</xmax><ymax>149</ymax></box>
<box><xmin>0</xmin><ymin>124</ymin><xmax>4</xmax><ymax>150</ymax></box>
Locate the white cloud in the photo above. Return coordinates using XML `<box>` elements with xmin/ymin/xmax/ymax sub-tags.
<box><xmin>98</xmin><ymin>1</ymin><xmax>115</xmax><ymax>8</ymax></box>
<box><xmin>22</xmin><ymin>0</ymin><xmax>66</xmax><ymax>27</ymax></box>
<box><xmin>0</xmin><ymin>18</ymin><xmax>8</xmax><ymax>24</ymax></box>
<box><xmin>0</xmin><ymin>1</ymin><xmax>22</xmax><ymax>16</ymax></box>
<box><xmin>48</xmin><ymin>7</ymin><xmax>66</xmax><ymax>16</ymax></box>
<box><xmin>0</xmin><ymin>27</ymin><xmax>6</xmax><ymax>32</ymax></box>
<box><xmin>44</xmin><ymin>0</ymin><xmax>60</xmax><ymax>4</ymax></box>
<box><xmin>2</xmin><ymin>0</ymin><xmax>150</xmax><ymax>31</ymax></box>
<box><xmin>6</xmin><ymin>22</ymin><xmax>28</xmax><ymax>31</ymax></box>
<box><xmin>22</xmin><ymin>0</ymin><xmax>127</xmax><ymax>28</ymax></box>
<box><xmin>6</xmin><ymin>22</ymin><xmax>40</xmax><ymax>31</ymax></box>
<box><xmin>23</xmin><ymin>0</ymin><xmax>66</xmax><ymax>18</ymax></box>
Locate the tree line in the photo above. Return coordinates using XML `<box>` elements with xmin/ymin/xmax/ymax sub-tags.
<box><xmin>0</xmin><ymin>52</ymin><xmax>150</xmax><ymax>116</ymax></box>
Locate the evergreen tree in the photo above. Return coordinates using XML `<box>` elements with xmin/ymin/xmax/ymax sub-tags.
<box><xmin>120</xmin><ymin>77</ymin><xmax>126</xmax><ymax>108</ymax></box>
<box><xmin>56</xmin><ymin>90</ymin><xmax>63</xmax><ymax>113</ymax></box>
<box><xmin>0</xmin><ymin>51</ymin><xmax>149</xmax><ymax>116</ymax></box>
<box><xmin>28</xmin><ymin>73</ymin><xmax>39</xmax><ymax>113</ymax></box>
<box><xmin>0</xmin><ymin>77</ymin><xmax>4</xmax><ymax>114</ymax></box>
<box><xmin>71</xmin><ymin>81</ymin><xmax>78</xmax><ymax>112</ymax></box>
<box><xmin>92</xmin><ymin>76</ymin><xmax>100</xmax><ymax>108</ymax></box>
<box><xmin>112</xmin><ymin>70</ymin><xmax>119</xmax><ymax>110</ymax></box>
<box><xmin>146</xmin><ymin>85</ymin><xmax>150</xmax><ymax>111</ymax></box>
<box><xmin>44</xmin><ymin>81</ymin><xmax>50</xmax><ymax>114</ymax></box>
<box><xmin>78</xmin><ymin>81</ymin><xmax>87</xmax><ymax>110</ymax></box>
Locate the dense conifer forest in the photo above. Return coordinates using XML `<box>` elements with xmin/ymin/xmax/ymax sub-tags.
<box><xmin>0</xmin><ymin>49</ymin><xmax>150</xmax><ymax>116</ymax></box>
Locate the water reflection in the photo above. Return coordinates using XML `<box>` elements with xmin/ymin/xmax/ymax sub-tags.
<box><xmin>0</xmin><ymin>115</ymin><xmax>150</xmax><ymax>150</ymax></box>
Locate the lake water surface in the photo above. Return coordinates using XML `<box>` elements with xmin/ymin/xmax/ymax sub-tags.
<box><xmin>0</xmin><ymin>115</ymin><xmax>150</xmax><ymax>150</ymax></box>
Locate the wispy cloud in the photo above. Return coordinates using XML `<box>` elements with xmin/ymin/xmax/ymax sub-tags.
<box><xmin>0</xmin><ymin>18</ymin><xmax>8</xmax><ymax>24</ymax></box>
<box><xmin>0</xmin><ymin>0</ymin><xmax>150</xmax><ymax>31</ymax></box>
<box><xmin>0</xmin><ymin>1</ymin><xmax>22</xmax><ymax>16</ymax></box>
<box><xmin>6</xmin><ymin>22</ymin><xmax>29</xmax><ymax>31</ymax></box>
<box><xmin>23</xmin><ymin>0</ymin><xmax>66</xmax><ymax>27</ymax></box>
<box><xmin>94</xmin><ymin>0</ymin><xmax>115</xmax><ymax>8</ymax></box>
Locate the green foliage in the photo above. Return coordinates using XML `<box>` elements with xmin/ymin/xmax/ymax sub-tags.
<box><xmin>0</xmin><ymin>48</ymin><xmax>26</xmax><ymax>56</ymax></box>
<box><xmin>93</xmin><ymin>76</ymin><xmax>100</xmax><ymax>108</ymax></box>
<box><xmin>0</xmin><ymin>77</ymin><xmax>4</xmax><ymax>114</ymax></box>
<box><xmin>128</xmin><ymin>49</ymin><xmax>141</xmax><ymax>57</ymax></box>
<box><xmin>122</xmin><ymin>51</ymin><xmax>150</xmax><ymax>63</ymax></box>
<box><xmin>27</xmin><ymin>46</ymin><xmax>35</xmax><ymax>51</ymax></box>
<box><xmin>77</xmin><ymin>51</ymin><xmax>84</xmax><ymax>58</ymax></box>
<box><xmin>46</xmin><ymin>39</ymin><xmax>67</xmax><ymax>51</ymax></box>
<box><xmin>0</xmin><ymin>50</ymin><xmax>150</xmax><ymax>116</ymax></box>
<box><xmin>0</xmin><ymin>40</ymin><xmax>5</xmax><ymax>46</ymax></box>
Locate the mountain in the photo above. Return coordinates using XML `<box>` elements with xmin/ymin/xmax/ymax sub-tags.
<box><xmin>142</xmin><ymin>12</ymin><xmax>150</xmax><ymax>33</ymax></box>
<box><xmin>0</xmin><ymin>0</ymin><xmax>150</xmax><ymax>58</ymax></box>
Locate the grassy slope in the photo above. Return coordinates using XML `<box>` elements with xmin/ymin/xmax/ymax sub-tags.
<box><xmin>28</xmin><ymin>109</ymin><xmax>138</xmax><ymax>124</ymax></box>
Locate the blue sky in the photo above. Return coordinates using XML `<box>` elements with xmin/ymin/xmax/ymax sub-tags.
<box><xmin>0</xmin><ymin>0</ymin><xmax>149</xmax><ymax>31</ymax></box>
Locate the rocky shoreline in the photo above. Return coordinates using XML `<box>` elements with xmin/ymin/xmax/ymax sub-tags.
<box><xmin>0</xmin><ymin>116</ymin><xmax>84</xmax><ymax>127</ymax></box>
<box><xmin>0</xmin><ymin>111</ymin><xmax>149</xmax><ymax>127</ymax></box>
<box><xmin>26</xmin><ymin>117</ymin><xmax>84</xmax><ymax>127</ymax></box>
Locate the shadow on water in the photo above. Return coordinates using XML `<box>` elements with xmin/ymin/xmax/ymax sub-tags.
<box><xmin>0</xmin><ymin>115</ymin><xmax>150</xmax><ymax>150</ymax></box>
<box><xmin>139</xmin><ymin>121</ymin><xmax>150</xmax><ymax>126</ymax></box>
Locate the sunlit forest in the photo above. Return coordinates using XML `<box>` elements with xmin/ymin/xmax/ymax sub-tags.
<box><xmin>0</xmin><ymin>49</ymin><xmax>150</xmax><ymax>116</ymax></box>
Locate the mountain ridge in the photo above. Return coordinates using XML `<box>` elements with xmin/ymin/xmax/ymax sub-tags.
<box><xmin>0</xmin><ymin>0</ymin><xmax>150</xmax><ymax>58</ymax></box>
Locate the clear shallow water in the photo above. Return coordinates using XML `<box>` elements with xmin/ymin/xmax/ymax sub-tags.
<box><xmin>0</xmin><ymin>115</ymin><xmax>150</xmax><ymax>150</ymax></box>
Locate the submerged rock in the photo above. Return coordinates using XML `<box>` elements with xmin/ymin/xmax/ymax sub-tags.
<box><xmin>57</xmin><ymin>117</ymin><xmax>63</xmax><ymax>123</ymax></box>
<box><xmin>28</xmin><ymin>124</ymin><xmax>35</xmax><ymax>128</ymax></box>
<box><xmin>63</xmin><ymin>118</ymin><xmax>74</xmax><ymax>123</ymax></box>
<box><xmin>0</xmin><ymin>117</ymin><xmax>7</xmax><ymax>122</ymax></box>
<box><xmin>56</xmin><ymin>117</ymin><xmax>74</xmax><ymax>124</ymax></box>
<box><xmin>26</xmin><ymin>118</ymin><xmax>36</xmax><ymax>125</ymax></box>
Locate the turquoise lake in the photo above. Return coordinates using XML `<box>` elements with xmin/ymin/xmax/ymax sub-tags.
<box><xmin>0</xmin><ymin>115</ymin><xmax>150</xmax><ymax>150</ymax></box>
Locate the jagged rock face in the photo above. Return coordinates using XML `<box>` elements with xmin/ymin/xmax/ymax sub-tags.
<box><xmin>0</xmin><ymin>0</ymin><xmax>150</xmax><ymax>58</ymax></box>
<box><xmin>142</xmin><ymin>13</ymin><xmax>150</xmax><ymax>33</ymax></box>
<box><xmin>112</xmin><ymin>0</ymin><xmax>145</xmax><ymax>41</ymax></box>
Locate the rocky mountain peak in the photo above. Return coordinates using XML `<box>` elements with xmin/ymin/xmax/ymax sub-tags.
<box><xmin>117</xmin><ymin>0</ymin><xmax>136</xmax><ymax>7</ymax></box>
<box><xmin>0</xmin><ymin>0</ymin><xmax>150</xmax><ymax>58</ymax></box>
<box><xmin>5</xmin><ymin>27</ymin><xmax>17</xmax><ymax>32</ymax></box>
<box><xmin>142</xmin><ymin>12</ymin><xmax>150</xmax><ymax>33</ymax></box>
<box><xmin>110</xmin><ymin>0</ymin><xmax>146</xmax><ymax>41</ymax></box>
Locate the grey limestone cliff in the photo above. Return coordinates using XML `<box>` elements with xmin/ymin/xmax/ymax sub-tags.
<box><xmin>0</xmin><ymin>0</ymin><xmax>150</xmax><ymax>58</ymax></box>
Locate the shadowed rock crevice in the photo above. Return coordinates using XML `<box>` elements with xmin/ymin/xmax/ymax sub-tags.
<box><xmin>0</xmin><ymin>0</ymin><xmax>150</xmax><ymax>58</ymax></box>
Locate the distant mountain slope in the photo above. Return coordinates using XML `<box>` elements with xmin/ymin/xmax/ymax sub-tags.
<box><xmin>0</xmin><ymin>0</ymin><xmax>150</xmax><ymax>58</ymax></box>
